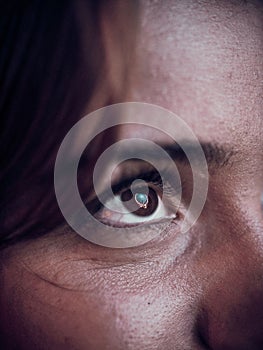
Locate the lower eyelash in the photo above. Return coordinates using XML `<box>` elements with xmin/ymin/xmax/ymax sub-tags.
<box><xmin>96</xmin><ymin>214</ymin><xmax>177</xmax><ymax>229</ymax></box>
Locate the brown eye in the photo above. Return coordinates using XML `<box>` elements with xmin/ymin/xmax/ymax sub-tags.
<box><xmin>120</xmin><ymin>187</ymin><xmax>159</xmax><ymax>217</ymax></box>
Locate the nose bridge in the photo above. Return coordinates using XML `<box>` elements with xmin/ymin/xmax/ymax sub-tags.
<box><xmin>200</xmin><ymin>219</ymin><xmax>263</xmax><ymax>349</ymax></box>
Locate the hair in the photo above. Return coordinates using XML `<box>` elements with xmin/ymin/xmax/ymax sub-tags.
<box><xmin>0</xmin><ymin>0</ymin><xmax>139</xmax><ymax>246</ymax></box>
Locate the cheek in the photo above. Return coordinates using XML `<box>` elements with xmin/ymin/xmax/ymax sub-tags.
<box><xmin>0</xmin><ymin>252</ymin><xmax>200</xmax><ymax>350</ymax></box>
<box><xmin>0</xmin><ymin>263</ymin><xmax>125</xmax><ymax>349</ymax></box>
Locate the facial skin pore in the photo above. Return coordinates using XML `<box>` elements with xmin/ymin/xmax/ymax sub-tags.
<box><xmin>1</xmin><ymin>1</ymin><xmax>263</xmax><ymax>349</ymax></box>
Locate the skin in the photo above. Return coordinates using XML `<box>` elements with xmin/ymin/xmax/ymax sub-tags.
<box><xmin>1</xmin><ymin>1</ymin><xmax>263</xmax><ymax>349</ymax></box>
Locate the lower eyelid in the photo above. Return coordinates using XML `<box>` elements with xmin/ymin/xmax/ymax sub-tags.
<box><xmin>80</xmin><ymin>217</ymin><xmax>181</xmax><ymax>248</ymax></box>
<box><xmin>96</xmin><ymin>214</ymin><xmax>177</xmax><ymax>229</ymax></box>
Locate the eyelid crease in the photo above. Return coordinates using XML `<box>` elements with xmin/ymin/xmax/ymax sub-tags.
<box><xmin>111</xmin><ymin>169</ymin><xmax>163</xmax><ymax>194</ymax></box>
<box><xmin>85</xmin><ymin>166</ymin><xmax>181</xmax><ymax>215</ymax></box>
<box><xmin>109</xmin><ymin>142</ymin><xmax>235</xmax><ymax>169</ymax></box>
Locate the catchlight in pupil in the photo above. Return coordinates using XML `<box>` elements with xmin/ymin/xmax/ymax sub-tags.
<box><xmin>134</xmin><ymin>193</ymin><xmax>148</xmax><ymax>208</ymax></box>
<box><xmin>120</xmin><ymin>187</ymin><xmax>159</xmax><ymax>217</ymax></box>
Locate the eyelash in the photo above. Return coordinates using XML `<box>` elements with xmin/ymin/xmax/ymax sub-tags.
<box><xmin>67</xmin><ymin>163</ymin><xmax>188</xmax><ymax>249</ymax></box>
<box><xmin>86</xmin><ymin>168</ymin><xmax>181</xmax><ymax>224</ymax></box>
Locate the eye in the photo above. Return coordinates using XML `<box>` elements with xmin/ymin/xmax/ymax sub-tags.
<box><xmin>92</xmin><ymin>181</ymin><xmax>177</xmax><ymax>228</ymax></box>
<box><xmin>82</xmin><ymin>166</ymin><xmax>182</xmax><ymax>248</ymax></box>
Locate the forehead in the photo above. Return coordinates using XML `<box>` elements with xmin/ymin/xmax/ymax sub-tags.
<box><xmin>132</xmin><ymin>0</ymin><xmax>263</xmax><ymax>150</ymax></box>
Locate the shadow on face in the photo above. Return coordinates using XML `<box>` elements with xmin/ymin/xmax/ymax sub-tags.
<box><xmin>1</xmin><ymin>1</ymin><xmax>263</xmax><ymax>349</ymax></box>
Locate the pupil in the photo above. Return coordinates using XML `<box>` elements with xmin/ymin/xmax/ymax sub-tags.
<box><xmin>121</xmin><ymin>187</ymin><xmax>158</xmax><ymax>217</ymax></box>
<box><xmin>135</xmin><ymin>193</ymin><xmax>148</xmax><ymax>206</ymax></box>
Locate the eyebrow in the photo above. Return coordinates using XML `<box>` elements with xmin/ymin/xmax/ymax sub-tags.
<box><xmin>164</xmin><ymin>142</ymin><xmax>234</xmax><ymax>168</ymax></box>
<box><xmin>114</xmin><ymin>142</ymin><xmax>235</xmax><ymax>169</ymax></box>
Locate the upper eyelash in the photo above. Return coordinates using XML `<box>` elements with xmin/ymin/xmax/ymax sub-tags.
<box><xmin>86</xmin><ymin>168</ymin><xmax>180</xmax><ymax>215</ymax></box>
<box><xmin>85</xmin><ymin>170</ymin><xmax>162</xmax><ymax>214</ymax></box>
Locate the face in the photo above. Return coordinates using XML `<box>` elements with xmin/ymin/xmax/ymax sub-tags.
<box><xmin>1</xmin><ymin>1</ymin><xmax>263</xmax><ymax>349</ymax></box>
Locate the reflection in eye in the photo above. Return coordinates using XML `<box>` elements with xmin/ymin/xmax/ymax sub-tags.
<box><xmin>89</xmin><ymin>169</ymin><xmax>179</xmax><ymax>229</ymax></box>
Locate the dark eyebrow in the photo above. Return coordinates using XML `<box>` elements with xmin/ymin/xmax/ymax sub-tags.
<box><xmin>163</xmin><ymin>142</ymin><xmax>235</xmax><ymax>168</ymax></box>
<box><xmin>114</xmin><ymin>142</ymin><xmax>235</xmax><ymax>169</ymax></box>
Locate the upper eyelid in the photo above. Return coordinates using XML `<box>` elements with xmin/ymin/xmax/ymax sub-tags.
<box><xmin>110</xmin><ymin>166</ymin><xmax>183</xmax><ymax>199</ymax></box>
<box><xmin>85</xmin><ymin>168</ymin><xmax>181</xmax><ymax>217</ymax></box>
<box><xmin>85</xmin><ymin>170</ymin><xmax>163</xmax><ymax>213</ymax></box>
<box><xmin>93</xmin><ymin>167</ymin><xmax>177</xmax><ymax>203</ymax></box>
<box><xmin>111</xmin><ymin>170</ymin><xmax>163</xmax><ymax>194</ymax></box>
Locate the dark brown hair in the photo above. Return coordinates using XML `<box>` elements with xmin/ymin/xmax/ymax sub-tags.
<box><xmin>0</xmin><ymin>0</ymin><xmax>139</xmax><ymax>245</ymax></box>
